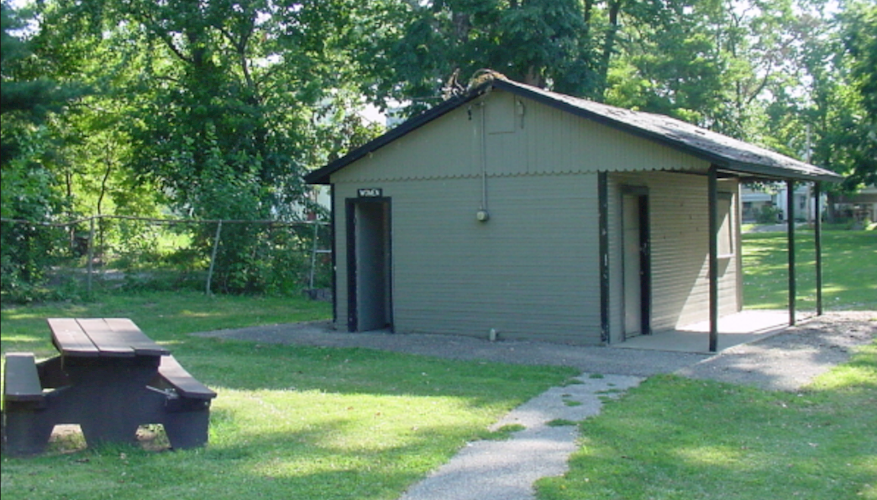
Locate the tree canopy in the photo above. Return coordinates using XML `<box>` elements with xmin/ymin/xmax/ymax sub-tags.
<box><xmin>2</xmin><ymin>0</ymin><xmax>874</xmax><ymax>294</ymax></box>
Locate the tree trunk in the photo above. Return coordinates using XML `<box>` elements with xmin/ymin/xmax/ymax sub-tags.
<box><xmin>452</xmin><ymin>11</ymin><xmax>470</xmax><ymax>43</ymax></box>
<box><xmin>596</xmin><ymin>0</ymin><xmax>623</xmax><ymax>98</ymax></box>
<box><xmin>825</xmin><ymin>191</ymin><xmax>838</xmax><ymax>223</ymax></box>
<box><xmin>524</xmin><ymin>66</ymin><xmax>545</xmax><ymax>87</ymax></box>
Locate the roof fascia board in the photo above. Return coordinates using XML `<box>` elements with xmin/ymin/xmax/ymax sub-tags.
<box><xmin>720</xmin><ymin>163</ymin><xmax>842</xmax><ymax>183</ymax></box>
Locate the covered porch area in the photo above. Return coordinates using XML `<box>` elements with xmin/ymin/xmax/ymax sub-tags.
<box><xmin>614</xmin><ymin>309</ymin><xmax>814</xmax><ymax>353</ymax></box>
<box><xmin>702</xmin><ymin>170</ymin><xmax>836</xmax><ymax>353</ymax></box>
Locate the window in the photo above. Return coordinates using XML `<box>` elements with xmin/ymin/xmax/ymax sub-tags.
<box><xmin>717</xmin><ymin>193</ymin><xmax>734</xmax><ymax>257</ymax></box>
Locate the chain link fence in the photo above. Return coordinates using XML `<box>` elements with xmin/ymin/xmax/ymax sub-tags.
<box><xmin>1</xmin><ymin>215</ymin><xmax>332</xmax><ymax>302</ymax></box>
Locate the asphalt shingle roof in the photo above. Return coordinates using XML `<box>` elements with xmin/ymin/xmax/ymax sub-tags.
<box><xmin>305</xmin><ymin>77</ymin><xmax>842</xmax><ymax>184</ymax></box>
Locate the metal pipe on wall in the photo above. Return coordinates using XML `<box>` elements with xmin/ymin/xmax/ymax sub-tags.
<box><xmin>479</xmin><ymin>100</ymin><xmax>490</xmax><ymax>220</ymax></box>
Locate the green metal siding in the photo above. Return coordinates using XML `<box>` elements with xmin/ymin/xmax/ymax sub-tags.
<box><xmin>331</xmin><ymin>89</ymin><xmax>741</xmax><ymax>344</ymax></box>
<box><xmin>607</xmin><ymin>172</ymin><xmax>741</xmax><ymax>340</ymax></box>
<box><xmin>334</xmin><ymin>175</ymin><xmax>602</xmax><ymax>344</ymax></box>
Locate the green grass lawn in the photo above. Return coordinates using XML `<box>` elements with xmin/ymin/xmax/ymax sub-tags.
<box><xmin>742</xmin><ymin>229</ymin><xmax>877</xmax><ymax>311</ymax></box>
<box><xmin>536</xmin><ymin>344</ymin><xmax>877</xmax><ymax>500</ymax></box>
<box><xmin>2</xmin><ymin>230</ymin><xmax>874</xmax><ymax>499</ymax></box>
<box><xmin>0</xmin><ymin>292</ymin><xmax>576</xmax><ymax>500</ymax></box>
<box><xmin>535</xmin><ymin>229</ymin><xmax>877</xmax><ymax>500</ymax></box>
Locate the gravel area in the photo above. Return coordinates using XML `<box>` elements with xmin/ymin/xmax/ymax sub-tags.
<box><xmin>192</xmin><ymin>311</ymin><xmax>875</xmax><ymax>387</ymax></box>
<box><xmin>193</xmin><ymin>322</ymin><xmax>708</xmax><ymax>377</ymax></box>
<box><xmin>676</xmin><ymin>311</ymin><xmax>876</xmax><ymax>390</ymax></box>
<box><xmin>192</xmin><ymin>311</ymin><xmax>874</xmax><ymax>500</ymax></box>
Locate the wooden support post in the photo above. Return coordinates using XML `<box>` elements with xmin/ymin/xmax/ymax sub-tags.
<box><xmin>309</xmin><ymin>222</ymin><xmax>320</xmax><ymax>290</ymax></box>
<box><xmin>708</xmin><ymin>166</ymin><xmax>719</xmax><ymax>352</ymax></box>
<box><xmin>598</xmin><ymin>172</ymin><xmax>610</xmax><ymax>344</ymax></box>
<box><xmin>787</xmin><ymin>180</ymin><xmax>796</xmax><ymax>326</ymax></box>
<box><xmin>814</xmin><ymin>182</ymin><xmax>823</xmax><ymax>316</ymax></box>
<box><xmin>330</xmin><ymin>185</ymin><xmax>338</xmax><ymax>324</ymax></box>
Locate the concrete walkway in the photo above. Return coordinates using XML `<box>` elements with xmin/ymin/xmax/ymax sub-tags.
<box><xmin>398</xmin><ymin>373</ymin><xmax>642</xmax><ymax>500</ymax></box>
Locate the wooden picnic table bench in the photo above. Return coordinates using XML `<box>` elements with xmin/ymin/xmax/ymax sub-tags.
<box><xmin>3</xmin><ymin>353</ymin><xmax>45</xmax><ymax>405</ymax></box>
<box><xmin>2</xmin><ymin>318</ymin><xmax>217</xmax><ymax>456</ymax></box>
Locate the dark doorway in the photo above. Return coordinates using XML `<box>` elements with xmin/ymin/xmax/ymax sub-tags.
<box><xmin>346</xmin><ymin>198</ymin><xmax>393</xmax><ymax>332</ymax></box>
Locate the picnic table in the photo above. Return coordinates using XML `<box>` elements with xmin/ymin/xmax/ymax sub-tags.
<box><xmin>2</xmin><ymin>318</ymin><xmax>216</xmax><ymax>456</ymax></box>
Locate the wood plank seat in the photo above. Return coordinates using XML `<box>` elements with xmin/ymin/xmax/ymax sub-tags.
<box><xmin>3</xmin><ymin>353</ymin><xmax>45</xmax><ymax>404</ymax></box>
<box><xmin>155</xmin><ymin>355</ymin><xmax>217</xmax><ymax>400</ymax></box>
<box><xmin>3</xmin><ymin>353</ymin><xmax>54</xmax><ymax>456</ymax></box>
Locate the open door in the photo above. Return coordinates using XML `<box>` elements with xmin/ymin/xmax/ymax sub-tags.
<box><xmin>346</xmin><ymin>198</ymin><xmax>392</xmax><ymax>332</ymax></box>
<box><xmin>622</xmin><ymin>191</ymin><xmax>651</xmax><ymax>339</ymax></box>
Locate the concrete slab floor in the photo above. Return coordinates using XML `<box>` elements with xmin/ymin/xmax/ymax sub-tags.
<box><xmin>613</xmin><ymin>310</ymin><xmax>815</xmax><ymax>354</ymax></box>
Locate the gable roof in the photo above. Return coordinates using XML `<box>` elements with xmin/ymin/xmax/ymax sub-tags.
<box><xmin>305</xmin><ymin>78</ymin><xmax>843</xmax><ymax>184</ymax></box>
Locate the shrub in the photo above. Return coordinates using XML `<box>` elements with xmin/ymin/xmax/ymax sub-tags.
<box><xmin>756</xmin><ymin>205</ymin><xmax>782</xmax><ymax>224</ymax></box>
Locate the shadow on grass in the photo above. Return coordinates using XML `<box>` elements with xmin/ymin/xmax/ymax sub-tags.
<box><xmin>535</xmin><ymin>347</ymin><xmax>877</xmax><ymax>500</ymax></box>
<box><xmin>1</xmin><ymin>321</ymin><xmax>575</xmax><ymax>500</ymax></box>
<box><xmin>3</xmin><ymin>413</ymin><xmax>472</xmax><ymax>500</ymax></box>
<box><xmin>173</xmin><ymin>337</ymin><xmax>575</xmax><ymax>406</ymax></box>
<box><xmin>742</xmin><ymin>231</ymin><xmax>877</xmax><ymax>311</ymax></box>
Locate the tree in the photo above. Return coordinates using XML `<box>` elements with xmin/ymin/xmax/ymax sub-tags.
<box><xmin>1</xmin><ymin>1</ymin><xmax>83</xmax><ymax>299</ymax></box>
<box><xmin>29</xmin><ymin>0</ymin><xmax>384</xmax><ymax>292</ymax></box>
<box><xmin>357</xmin><ymin>0</ymin><xmax>625</xmax><ymax>116</ymax></box>
<box><xmin>839</xmin><ymin>0</ymin><xmax>877</xmax><ymax>188</ymax></box>
<box><xmin>1</xmin><ymin>1</ymin><xmax>81</xmax><ymax>167</ymax></box>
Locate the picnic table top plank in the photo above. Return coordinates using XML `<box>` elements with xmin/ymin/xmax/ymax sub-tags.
<box><xmin>72</xmin><ymin>318</ymin><xmax>136</xmax><ymax>357</ymax></box>
<box><xmin>47</xmin><ymin>318</ymin><xmax>100</xmax><ymax>357</ymax></box>
<box><xmin>48</xmin><ymin>318</ymin><xmax>168</xmax><ymax>358</ymax></box>
<box><xmin>102</xmin><ymin>318</ymin><xmax>169</xmax><ymax>356</ymax></box>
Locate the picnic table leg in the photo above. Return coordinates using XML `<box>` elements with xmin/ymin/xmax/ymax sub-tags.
<box><xmin>163</xmin><ymin>399</ymin><xmax>211</xmax><ymax>449</ymax></box>
<box><xmin>63</xmin><ymin>364</ymin><xmax>163</xmax><ymax>448</ymax></box>
<box><xmin>36</xmin><ymin>356</ymin><xmax>69</xmax><ymax>388</ymax></box>
<box><xmin>79</xmin><ymin>418</ymin><xmax>142</xmax><ymax>447</ymax></box>
<box><xmin>2</xmin><ymin>407</ymin><xmax>55</xmax><ymax>456</ymax></box>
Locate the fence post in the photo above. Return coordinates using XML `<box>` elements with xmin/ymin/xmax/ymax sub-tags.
<box><xmin>86</xmin><ymin>217</ymin><xmax>94</xmax><ymax>296</ymax></box>
<box><xmin>206</xmin><ymin>220</ymin><xmax>223</xmax><ymax>295</ymax></box>
<box><xmin>309</xmin><ymin>222</ymin><xmax>319</xmax><ymax>290</ymax></box>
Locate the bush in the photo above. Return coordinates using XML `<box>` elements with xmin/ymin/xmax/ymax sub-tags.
<box><xmin>0</xmin><ymin>221</ymin><xmax>71</xmax><ymax>303</ymax></box>
<box><xmin>207</xmin><ymin>223</ymin><xmax>324</xmax><ymax>295</ymax></box>
<box><xmin>756</xmin><ymin>205</ymin><xmax>782</xmax><ymax>224</ymax></box>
